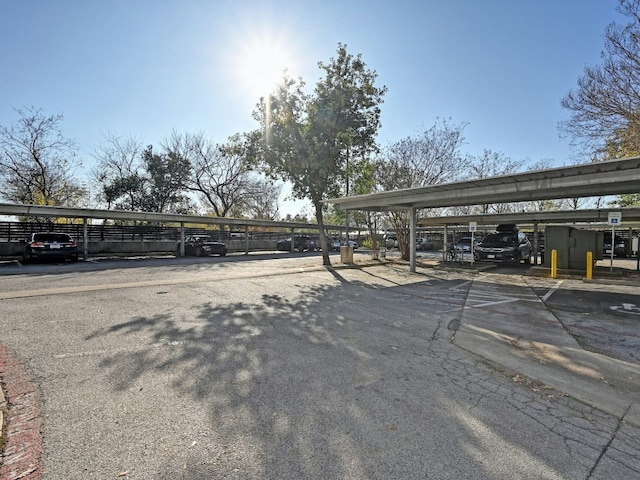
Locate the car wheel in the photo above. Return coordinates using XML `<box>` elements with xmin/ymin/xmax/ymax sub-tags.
<box><xmin>221</xmin><ymin>251</ymin><xmax>227</xmax><ymax>257</ymax></box>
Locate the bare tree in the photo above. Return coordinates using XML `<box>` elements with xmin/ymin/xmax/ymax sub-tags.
<box><xmin>521</xmin><ymin>160</ymin><xmax>565</xmax><ymax>211</ymax></box>
<box><xmin>378</xmin><ymin>118</ymin><xmax>468</xmax><ymax>260</ymax></box>
<box><xmin>92</xmin><ymin>132</ymin><xmax>145</xmax><ymax>209</ymax></box>
<box><xmin>239</xmin><ymin>178</ymin><xmax>282</xmax><ymax>220</ymax></box>
<box><xmin>0</xmin><ymin>107</ymin><xmax>86</xmax><ymax>206</ymax></box>
<box><xmin>164</xmin><ymin>131</ymin><xmax>276</xmax><ymax>218</ymax></box>
<box><xmin>560</xmin><ymin>0</ymin><xmax>640</xmax><ymax>159</ymax></box>
<box><xmin>465</xmin><ymin>149</ymin><xmax>524</xmax><ymax>214</ymax></box>
<box><xmin>93</xmin><ymin>133</ymin><xmax>192</xmax><ymax>214</ymax></box>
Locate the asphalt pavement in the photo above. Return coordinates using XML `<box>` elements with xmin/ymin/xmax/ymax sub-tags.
<box><xmin>0</xmin><ymin>251</ymin><xmax>639</xmax><ymax>479</ymax></box>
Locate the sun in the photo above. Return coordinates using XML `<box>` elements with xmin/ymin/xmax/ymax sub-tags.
<box><xmin>231</xmin><ymin>29</ymin><xmax>297</xmax><ymax>100</ymax></box>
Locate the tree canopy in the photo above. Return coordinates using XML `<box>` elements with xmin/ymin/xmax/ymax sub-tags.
<box><xmin>561</xmin><ymin>0</ymin><xmax>640</xmax><ymax>161</ymax></box>
<box><xmin>252</xmin><ymin>44</ymin><xmax>387</xmax><ymax>264</ymax></box>
<box><xmin>0</xmin><ymin>107</ymin><xmax>86</xmax><ymax>207</ymax></box>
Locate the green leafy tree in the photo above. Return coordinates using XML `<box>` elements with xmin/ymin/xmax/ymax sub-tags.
<box><xmin>141</xmin><ymin>145</ymin><xmax>192</xmax><ymax>213</ymax></box>
<box><xmin>252</xmin><ymin>44</ymin><xmax>387</xmax><ymax>265</ymax></box>
<box><xmin>0</xmin><ymin>107</ymin><xmax>86</xmax><ymax>207</ymax></box>
<box><xmin>612</xmin><ymin>193</ymin><xmax>640</xmax><ymax>206</ymax></box>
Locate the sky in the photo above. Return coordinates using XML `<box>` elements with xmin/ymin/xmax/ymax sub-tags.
<box><xmin>0</xmin><ymin>0</ymin><xmax>626</xmax><ymax>217</ymax></box>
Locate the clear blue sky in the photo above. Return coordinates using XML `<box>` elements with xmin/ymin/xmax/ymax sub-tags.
<box><xmin>0</xmin><ymin>0</ymin><xmax>624</xmax><ymax>215</ymax></box>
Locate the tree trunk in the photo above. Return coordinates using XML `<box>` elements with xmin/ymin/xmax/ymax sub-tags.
<box><xmin>314</xmin><ymin>202</ymin><xmax>331</xmax><ymax>266</ymax></box>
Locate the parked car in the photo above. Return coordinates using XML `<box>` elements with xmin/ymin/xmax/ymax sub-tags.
<box><xmin>385</xmin><ymin>236</ymin><xmax>398</xmax><ymax>249</ymax></box>
<box><xmin>328</xmin><ymin>237</ymin><xmax>342</xmax><ymax>251</ymax></box>
<box><xmin>454</xmin><ymin>237</ymin><xmax>476</xmax><ymax>253</ymax></box>
<box><xmin>276</xmin><ymin>236</ymin><xmax>309</xmax><ymax>252</ymax></box>
<box><xmin>306</xmin><ymin>236</ymin><xmax>322</xmax><ymax>251</ymax></box>
<box><xmin>416</xmin><ymin>238</ymin><xmax>434</xmax><ymax>250</ymax></box>
<box><xmin>178</xmin><ymin>235</ymin><xmax>227</xmax><ymax>256</ymax></box>
<box><xmin>603</xmin><ymin>233</ymin><xmax>627</xmax><ymax>257</ymax></box>
<box><xmin>23</xmin><ymin>232</ymin><xmax>79</xmax><ymax>263</ymax></box>
<box><xmin>343</xmin><ymin>239</ymin><xmax>358</xmax><ymax>249</ymax></box>
<box><xmin>474</xmin><ymin>225</ymin><xmax>531</xmax><ymax>264</ymax></box>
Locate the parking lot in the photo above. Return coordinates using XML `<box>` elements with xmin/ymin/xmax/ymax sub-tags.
<box><xmin>1</xmin><ymin>252</ymin><xmax>639</xmax><ymax>479</ymax></box>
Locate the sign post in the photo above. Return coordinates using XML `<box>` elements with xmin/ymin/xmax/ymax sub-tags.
<box><xmin>607</xmin><ymin>212</ymin><xmax>622</xmax><ymax>272</ymax></box>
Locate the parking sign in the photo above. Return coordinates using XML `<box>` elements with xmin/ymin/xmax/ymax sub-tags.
<box><xmin>608</xmin><ymin>212</ymin><xmax>622</xmax><ymax>225</ymax></box>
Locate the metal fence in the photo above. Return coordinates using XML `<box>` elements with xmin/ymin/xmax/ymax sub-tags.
<box><xmin>0</xmin><ymin>221</ymin><xmax>328</xmax><ymax>244</ymax></box>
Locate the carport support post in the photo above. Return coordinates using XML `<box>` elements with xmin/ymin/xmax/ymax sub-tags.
<box><xmin>83</xmin><ymin>218</ymin><xmax>88</xmax><ymax>260</ymax></box>
<box><xmin>410</xmin><ymin>207</ymin><xmax>417</xmax><ymax>272</ymax></box>
<box><xmin>179</xmin><ymin>223</ymin><xmax>185</xmax><ymax>256</ymax></box>
<box><xmin>291</xmin><ymin>228</ymin><xmax>295</xmax><ymax>252</ymax></box>
<box><xmin>443</xmin><ymin>224</ymin><xmax>448</xmax><ymax>256</ymax></box>
<box><xmin>244</xmin><ymin>225</ymin><xmax>249</xmax><ymax>255</ymax></box>
<box><xmin>533</xmin><ymin>222</ymin><xmax>539</xmax><ymax>266</ymax></box>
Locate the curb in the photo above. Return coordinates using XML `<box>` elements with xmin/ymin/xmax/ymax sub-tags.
<box><xmin>0</xmin><ymin>343</ymin><xmax>43</xmax><ymax>480</ymax></box>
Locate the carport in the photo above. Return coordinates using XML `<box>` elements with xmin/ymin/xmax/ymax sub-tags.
<box><xmin>0</xmin><ymin>203</ymin><xmax>344</xmax><ymax>259</ymax></box>
<box><xmin>326</xmin><ymin>156</ymin><xmax>640</xmax><ymax>272</ymax></box>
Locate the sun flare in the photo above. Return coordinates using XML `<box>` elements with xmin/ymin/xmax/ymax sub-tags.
<box><xmin>231</xmin><ymin>30</ymin><xmax>297</xmax><ymax>100</ymax></box>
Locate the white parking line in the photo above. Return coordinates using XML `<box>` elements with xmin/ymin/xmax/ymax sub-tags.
<box><xmin>541</xmin><ymin>280</ymin><xmax>563</xmax><ymax>301</ymax></box>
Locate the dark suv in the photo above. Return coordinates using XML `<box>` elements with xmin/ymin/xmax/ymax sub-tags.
<box><xmin>603</xmin><ymin>232</ymin><xmax>627</xmax><ymax>257</ymax></box>
<box><xmin>474</xmin><ymin>224</ymin><xmax>531</xmax><ymax>264</ymax></box>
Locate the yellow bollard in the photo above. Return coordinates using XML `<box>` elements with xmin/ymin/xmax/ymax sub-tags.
<box><xmin>586</xmin><ymin>251</ymin><xmax>593</xmax><ymax>279</ymax></box>
<box><xmin>551</xmin><ymin>249</ymin><xmax>558</xmax><ymax>279</ymax></box>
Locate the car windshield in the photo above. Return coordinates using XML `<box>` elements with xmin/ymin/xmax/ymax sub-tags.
<box><xmin>34</xmin><ymin>233</ymin><xmax>71</xmax><ymax>242</ymax></box>
<box><xmin>481</xmin><ymin>233</ymin><xmax>516</xmax><ymax>245</ymax></box>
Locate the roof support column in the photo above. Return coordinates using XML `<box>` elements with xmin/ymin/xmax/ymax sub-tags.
<box><xmin>533</xmin><ymin>222</ymin><xmax>539</xmax><ymax>266</ymax></box>
<box><xmin>410</xmin><ymin>207</ymin><xmax>417</xmax><ymax>273</ymax></box>
<box><xmin>83</xmin><ymin>218</ymin><xmax>88</xmax><ymax>260</ymax></box>
<box><xmin>179</xmin><ymin>223</ymin><xmax>185</xmax><ymax>256</ymax></box>
<box><xmin>443</xmin><ymin>224</ymin><xmax>448</xmax><ymax>255</ymax></box>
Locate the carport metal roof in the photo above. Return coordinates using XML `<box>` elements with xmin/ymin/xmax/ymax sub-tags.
<box><xmin>0</xmin><ymin>203</ymin><xmax>343</xmax><ymax>231</ymax></box>
<box><xmin>417</xmin><ymin>207</ymin><xmax>640</xmax><ymax>227</ymax></box>
<box><xmin>326</xmin><ymin>156</ymin><xmax>640</xmax><ymax>211</ymax></box>
<box><xmin>326</xmin><ymin>156</ymin><xmax>640</xmax><ymax>272</ymax></box>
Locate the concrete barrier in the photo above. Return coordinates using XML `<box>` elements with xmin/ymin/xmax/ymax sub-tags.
<box><xmin>0</xmin><ymin>240</ymin><xmax>280</xmax><ymax>257</ymax></box>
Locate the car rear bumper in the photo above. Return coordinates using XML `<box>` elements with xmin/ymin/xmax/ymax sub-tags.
<box><xmin>28</xmin><ymin>249</ymin><xmax>78</xmax><ymax>259</ymax></box>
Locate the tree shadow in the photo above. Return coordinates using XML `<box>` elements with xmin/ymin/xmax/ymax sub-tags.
<box><xmin>84</xmin><ymin>269</ymin><xmax>590</xmax><ymax>479</ymax></box>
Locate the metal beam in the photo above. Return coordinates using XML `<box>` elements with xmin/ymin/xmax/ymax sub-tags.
<box><xmin>0</xmin><ymin>203</ymin><xmax>344</xmax><ymax>231</ymax></box>
<box><xmin>326</xmin><ymin>157</ymin><xmax>640</xmax><ymax>211</ymax></box>
<box><xmin>417</xmin><ymin>207</ymin><xmax>640</xmax><ymax>227</ymax></box>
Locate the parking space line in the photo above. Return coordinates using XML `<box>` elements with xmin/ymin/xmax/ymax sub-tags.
<box><xmin>541</xmin><ymin>280</ymin><xmax>564</xmax><ymax>301</ymax></box>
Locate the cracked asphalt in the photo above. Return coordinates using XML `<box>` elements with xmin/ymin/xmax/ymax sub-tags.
<box><xmin>0</xmin><ymin>253</ymin><xmax>639</xmax><ymax>479</ymax></box>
